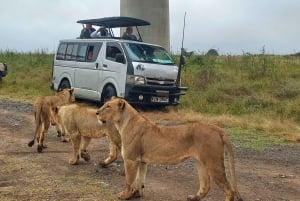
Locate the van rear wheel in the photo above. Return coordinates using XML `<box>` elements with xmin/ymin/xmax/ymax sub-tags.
<box><xmin>101</xmin><ymin>85</ymin><xmax>116</xmax><ymax>104</ymax></box>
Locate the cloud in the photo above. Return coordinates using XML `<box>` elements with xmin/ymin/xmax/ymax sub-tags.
<box><xmin>0</xmin><ymin>0</ymin><xmax>299</xmax><ymax>54</ymax></box>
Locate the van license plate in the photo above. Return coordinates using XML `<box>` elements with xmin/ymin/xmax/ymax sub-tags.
<box><xmin>151</xmin><ymin>96</ymin><xmax>169</xmax><ymax>103</ymax></box>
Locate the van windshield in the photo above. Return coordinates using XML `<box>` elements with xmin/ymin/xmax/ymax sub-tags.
<box><xmin>124</xmin><ymin>43</ymin><xmax>174</xmax><ymax>65</ymax></box>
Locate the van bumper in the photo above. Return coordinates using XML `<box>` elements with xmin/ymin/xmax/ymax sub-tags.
<box><xmin>125</xmin><ymin>85</ymin><xmax>188</xmax><ymax>105</ymax></box>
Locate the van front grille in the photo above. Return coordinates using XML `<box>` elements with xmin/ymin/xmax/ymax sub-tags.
<box><xmin>146</xmin><ymin>77</ymin><xmax>176</xmax><ymax>86</ymax></box>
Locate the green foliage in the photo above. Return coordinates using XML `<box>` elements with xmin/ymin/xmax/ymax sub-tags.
<box><xmin>179</xmin><ymin>52</ymin><xmax>300</xmax><ymax>124</ymax></box>
<box><xmin>225</xmin><ymin>128</ymin><xmax>289</xmax><ymax>150</ymax></box>
<box><xmin>0</xmin><ymin>50</ymin><xmax>54</xmax><ymax>102</ymax></box>
<box><xmin>206</xmin><ymin>48</ymin><xmax>219</xmax><ymax>56</ymax></box>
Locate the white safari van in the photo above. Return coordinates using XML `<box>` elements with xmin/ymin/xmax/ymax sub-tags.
<box><xmin>51</xmin><ymin>17</ymin><xmax>187</xmax><ymax>105</ymax></box>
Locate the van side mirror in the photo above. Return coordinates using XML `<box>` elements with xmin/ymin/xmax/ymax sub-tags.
<box><xmin>115</xmin><ymin>53</ymin><xmax>125</xmax><ymax>64</ymax></box>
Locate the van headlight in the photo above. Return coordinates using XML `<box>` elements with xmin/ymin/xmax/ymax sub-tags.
<box><xmin>135</xmin><ymin>76</ymin><xmax>145</xmax><ymax>85</ymax></box>
<box><xmin>127</xmin><ymin>75</ymin><xmax>145</xmax><ymax>85</ymax></box>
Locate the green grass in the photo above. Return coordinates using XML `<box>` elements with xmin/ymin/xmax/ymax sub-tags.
<box><xmin>226</xmin><ymin>129</ymin><xmax>282</xmax><ymax>150</ymax></box>
<box><xmin>1</xmin><ymin>50</ymin><xmax>300</xmax><ymax>149</ymax></box>
<box><xmin>179</xmin><ymin>54</ymin><xmax>300</xmax><ymax>120</ymax></box>
<box><xmin>0</xmin><ymin>50</ymin><xmax>54</xmax><ymax>102</ymax></box>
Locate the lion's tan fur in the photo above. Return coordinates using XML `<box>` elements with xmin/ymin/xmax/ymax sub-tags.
<box><xmin>96</xmin><ymin>97</ymin><xmax>243</xmax><ymax>201</ymax></box>
<box><xmin>28</xmin><ymin>88</ymin><xmax>75</xmax><ymax>152</ymax></box>
<box><xmin>54</xmin><ymin>104</ymin><xmax>120</xmax><ymax>165</ymax></box>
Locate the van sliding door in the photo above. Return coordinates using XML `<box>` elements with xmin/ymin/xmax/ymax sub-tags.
<box><xmin>74</xmin><ymin>42</ymin><xmax>102</xmax><ymax>101</ymax></box>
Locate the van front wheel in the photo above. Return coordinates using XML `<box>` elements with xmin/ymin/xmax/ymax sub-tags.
<box><xmin>59</xmin><ymin>79</ymin><xmax>71</xmax><ymax>91</ymax></box>
<box><xmin>101</xmin><ymin>85</ymin><xmax>116</xmax><ymax>104</ymax></box>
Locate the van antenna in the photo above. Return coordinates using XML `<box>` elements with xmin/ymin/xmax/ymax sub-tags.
<box><xmin>181</xmin><ymin>12</ymin><xmax>186</xmax><ymax>51</ymax></box>
<box><xmin>176</xmin><ymin>12</ymin><xmax>187</xmax><ymax>87</ymax></box>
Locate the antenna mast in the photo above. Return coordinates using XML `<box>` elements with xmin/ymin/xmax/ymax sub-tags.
<box><xmin>176</xmin><ymin>12</ymin><xmax>187</xmax><ymax>86</ymax></box>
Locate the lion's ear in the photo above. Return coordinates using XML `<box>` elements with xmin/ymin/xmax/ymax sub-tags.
<box><xmin>118</xmin><ymin>99</ymin><xmax>126</xmax><ymax>110</ymax></box>
<box><xmin>111</xmin><ymin>96</ymin><xmax>116</xmax><ymax>100</ymax></box>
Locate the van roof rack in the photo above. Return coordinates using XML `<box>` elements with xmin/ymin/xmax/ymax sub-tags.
<box><xmin>77</xmin><ymin>16</ymin><xmax>150</xmax><ymax>41</ymax></box>
<box><xmin>77</xmin><ymin>16</ymin><xmax>150</xmax><ymax>28</ymax></box>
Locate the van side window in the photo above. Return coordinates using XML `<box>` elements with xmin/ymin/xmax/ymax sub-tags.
<box><xmin>106</xmin><ymin>44</ymin><xmax>122</xmax><ymax>62</ymax></box>
<box><xmin>66</xmin><ymin>44</ymin><xmax>74</xmax><ymax>60</ymax></box>
<box><xmin>71</xmin><ymin>44</ymin><xmax>78</xmax><ymax>60</ymax></box>
<box><xmin>56</xmin><ymin>43</ymin><xmax>67</xmax><ymax>60</ymax></box>
<box><xmin>56</xmin><ymin>42</ymin><xmax>102</xmax><ymax>62</ymax></box>
<box><xmin>77</xmin><ymin>44</ymin><xmax>88</xmax><ymax>62</ymax></box>
<box><xmin>85</xmin><ymin>43</ymin><xmax>102</xmax><ymax>62</ymax></box>
<box><xmin>87</xmin><ymin>46</ymin><xmax>94</xmax><ymax>61</ymax></box>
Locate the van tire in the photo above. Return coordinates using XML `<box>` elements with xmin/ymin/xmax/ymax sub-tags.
<box><xmin>59</xmin><ymin>79</ymin><xmax>71</xmax><ymax>91</ymax></box>
<box><xmin>101</xmin><ymin>85</ymin><xmax>116</xmax><ymax>104</ymax></box>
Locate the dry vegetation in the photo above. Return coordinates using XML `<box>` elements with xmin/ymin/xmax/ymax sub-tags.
<box><xmin>1</xmin><ymin>50</ymin><xmax>300</xmax><ymax>147</ymax></box>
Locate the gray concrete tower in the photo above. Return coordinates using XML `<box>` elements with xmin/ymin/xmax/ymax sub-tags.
<box><xmin>120</xmin><ymin>0</ymin><xmax>170</xmax><ymax>51</ymax></box>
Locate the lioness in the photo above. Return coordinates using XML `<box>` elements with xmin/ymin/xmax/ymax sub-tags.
<box><xmin>53</xmin><ymin>104</ymin><xmax>121</xmax><ymax>166</ymax></box>
<box><xmin>28</xmin><ymin>88</ymin><xmax>75</xmax><ymax>152</ymax></box>
<box><xmin>96</xmin><ymin>97</ymin><xmax>243</xmax><ymax>201</ymax></box>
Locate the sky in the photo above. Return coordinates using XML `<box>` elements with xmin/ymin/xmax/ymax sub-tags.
<box><xmin>1</xmin><ymin>0</ymin><xmax>299</xmax><ymax>55</ymax></box>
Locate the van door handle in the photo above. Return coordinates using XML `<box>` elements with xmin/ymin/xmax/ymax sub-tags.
<box><xmin>103</xmin><ymin>64</ymin><xmax>108</xmax><ymax>68</ymax></box>
<box><xmin>95</xmin><ymin>63</ymin><xmax>99</xmax><ymax>68</ymax></box>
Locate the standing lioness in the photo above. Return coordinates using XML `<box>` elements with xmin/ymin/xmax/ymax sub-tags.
<box><xmin>96</xmin><ymin>97</ymin><xmax>243</xmax><ymax>201</ymax></box>
<box><xmin>28</xmin><ymin>88</ymin><xmax>75</xmax><ymax>152</ymax></box>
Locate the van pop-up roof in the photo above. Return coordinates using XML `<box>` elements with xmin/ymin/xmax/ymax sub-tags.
<box><xmin>77</xmin><ymin>16</ymin><xmax>150</xmax><ymax>41</ymax></box>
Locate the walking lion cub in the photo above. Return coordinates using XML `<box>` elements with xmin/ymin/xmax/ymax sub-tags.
<box><xmin>96</xmin><ymin>97</ymin><xmax>243</xmax><ymax>201</ymax></box>
<box><xmin>53</xmin><ymin>104</ymin><xmax>121</xmax><ymax>166</ymax></box>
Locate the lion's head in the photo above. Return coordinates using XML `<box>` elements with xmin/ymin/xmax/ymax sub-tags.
<box><xmin>57</xmin><ymin>88</ymin><xmax>76</xmax><ymax>104</ymax></box>
<box><xmin>96</xmin><ymin>97</ymin><xmax>126</xmax><ymax>125</ymax></box>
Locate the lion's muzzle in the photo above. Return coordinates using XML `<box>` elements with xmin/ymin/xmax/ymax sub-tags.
<box><xmin>96</xmin><ymin>111</ymin><xmax>106</xmax><ymax>124</ymax></box>
<box><xmin>99</xmin><ymin>119</ymin><xmax>106</xmax><ymax>124</ymax></box>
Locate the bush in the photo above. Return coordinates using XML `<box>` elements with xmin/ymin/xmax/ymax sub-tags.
<box><xmin>206</xmin><ymin>49</ymin><xmax>219</xmax><ymax>56</ymax></box>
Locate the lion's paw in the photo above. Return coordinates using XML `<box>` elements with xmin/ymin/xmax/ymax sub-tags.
<box><xmin>81</xmin><ymin>151</ymin><xmax>91</xmax><ymax>161</ymax></box>
<box><xmin>187</xmin><ymin>195</ymin><xmax>200</xmax><ymax>201</ymax></box>
<box><xmin>37</xmin><ymin>145</ymin><xmax>43</xmax><ymax>153</ymax></box>
<box><xmin>68</xmin><ymin>158</ymin><xmax>78</xmax><ymax>165</ymax></box>
<box><xmin>132</xmin><ymin>189</ymin><xmax>142</xmax><ymax>198</ymax></box>
<box><xmin>118</xmin><ymin>191</ymin><xmax>133</xmax><ymax>200</ymax></box>
<box><xmin>61</xmin><ymin>137</ymin><xmax>70</xmax><ymax>143</ymax></box>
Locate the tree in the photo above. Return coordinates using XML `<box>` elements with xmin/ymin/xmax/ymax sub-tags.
<box><xmin>206</xmin><ymin>49</ymin><xmax>219</xmax><ymax>56</ymax></box>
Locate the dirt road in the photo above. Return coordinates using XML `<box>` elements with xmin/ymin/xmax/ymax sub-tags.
<box><xmin>0</xmin><ymin>98</ymin><xmax>299</xmax><ymax>201</ymax></box>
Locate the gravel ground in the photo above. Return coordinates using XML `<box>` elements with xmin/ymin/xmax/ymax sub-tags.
<box><xmin>0</xmin><ymin>98</ymin><xmax>299</xmax><ymax>201</ymax></box>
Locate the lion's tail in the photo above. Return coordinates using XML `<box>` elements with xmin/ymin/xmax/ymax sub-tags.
<box><xmin>28</xmin><ymin>139</ymin><xmax>35</xmax><ymax>147</ymax></box>
<box><xmin>28</xmin><ymin>102</ymin><xmax>42</xmax><ymax>147</ymax></box>
<box><xmin>222</xmin><ymin>133</ymin><xmax>243</xmax><ymax>201</ymax></box>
